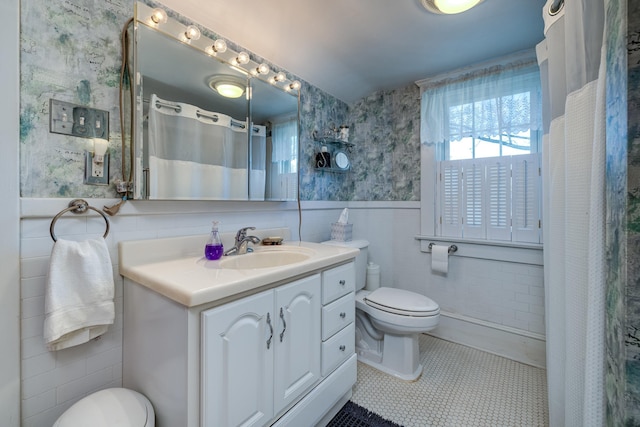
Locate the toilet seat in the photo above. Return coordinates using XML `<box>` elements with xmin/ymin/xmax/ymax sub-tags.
<box><xmin>356</xmin><ymin>289</ymin><xmax>440</xmax><ymax>335</ymax></box>
<box><xmin>53</xmin><ymin>388</ymin><xmax>154</xmax><ymax>427</ymax></box>
<box><xmin>364</xmin><ymin>287</ymin><xmax>439</xmax><ymax>317</ymax></box>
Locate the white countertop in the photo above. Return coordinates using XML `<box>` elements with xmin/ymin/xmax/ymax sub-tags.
<box><xmin>119</xmin><ymin>230</ymin><xmax>359</xmax><ymax>307</ymax></box>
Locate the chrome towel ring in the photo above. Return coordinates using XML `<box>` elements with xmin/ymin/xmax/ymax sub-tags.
<box><xmin>50</xmin><ymin>199</ymin><xmax>110</xmax><ymax>242</ymax></box>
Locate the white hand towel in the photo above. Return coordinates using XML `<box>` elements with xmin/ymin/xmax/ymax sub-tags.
<box><xmin>44</xmin><ymin>238</ymin><xmax>115</xmax><ymax>351</ymax></box>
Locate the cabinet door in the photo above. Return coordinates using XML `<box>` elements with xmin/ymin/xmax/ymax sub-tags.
<box><xmin>201</xmin><ymin>290</ymin><xmax>274</xmax><ymax>427</ymax></box>
<box><xmin>273</xmin><ymin>274</ymin><xmax>321</xmax><ymax>414</ymax></box>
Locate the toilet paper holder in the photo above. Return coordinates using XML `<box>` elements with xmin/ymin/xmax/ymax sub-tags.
<box><xmin>428</xmin><ymin>243</ymin><xmax>458</xmax><ymax>254</ymax></box>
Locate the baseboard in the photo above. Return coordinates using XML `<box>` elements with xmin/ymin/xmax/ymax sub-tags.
<box><xmin>427</xmin><ymin>311</ymin><xmax>546</xmax><ymax>368</ymax></box>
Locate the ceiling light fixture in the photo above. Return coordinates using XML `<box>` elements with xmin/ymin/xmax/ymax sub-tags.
<box><xmin>208</xmin><ymin>76</ymin><xmax>246</xmax><ymax>99</ymax></box>
<box><xmin>421</xmin><ymin>0</ymin><xmax>483</xmax><ymax>14</ymax></box>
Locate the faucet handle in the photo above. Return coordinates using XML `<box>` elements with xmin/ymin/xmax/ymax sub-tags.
<box><xmin>236</xmin><ymin>226</ymin><xmax>256</xmax><ymax>241</ymax></box>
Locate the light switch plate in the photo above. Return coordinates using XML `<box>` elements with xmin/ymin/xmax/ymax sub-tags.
<box><xmin>50</xmin><ymin>99</ymin><xmax>109</xmax><ymax>139</ymax></box>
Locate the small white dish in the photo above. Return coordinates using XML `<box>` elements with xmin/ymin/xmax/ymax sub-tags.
<box><xmin>335</xmin><ymin>151</ymin><xmax>350</xmax><ymax>170</ymax></box>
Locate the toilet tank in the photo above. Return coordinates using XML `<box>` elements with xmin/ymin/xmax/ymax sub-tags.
<box><xmin>321</xmin><ymin>239</ymin><xmax>369</xmax><ymax>291</ymax></box>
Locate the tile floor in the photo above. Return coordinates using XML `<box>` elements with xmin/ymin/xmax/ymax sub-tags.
<box><xmin>350</xmin><ymin>334</ymin><xmax>549</xmax><ymax>427</ymax></box>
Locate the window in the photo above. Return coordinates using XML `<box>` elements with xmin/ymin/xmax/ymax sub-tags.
<box><xmin>420</xmin><ymin>55</ymin><xmax>542</xmax><ymax>244</ymax></box>
<box><xmin>268</xmin><ymin>119</ymin><xmax>298</xmax><ymax>199</ymax></box>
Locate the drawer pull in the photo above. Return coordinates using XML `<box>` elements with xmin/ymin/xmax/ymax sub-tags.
<box><xmin>339</xmin><ymin>345</ymin><xmax>346</xmax><ymax>351</ymax></box>
<box><xmin>339</xmin><ymin>312</ymin><xmax>346</xmax><ymax>318</ymax></box>
<box><xmin>339</xmin><ymin>279</ymin><xmax>346</xmax><ymax>286</ymax></box>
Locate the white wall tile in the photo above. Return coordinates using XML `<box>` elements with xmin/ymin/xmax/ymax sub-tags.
<box><xmin>22</xmin><ymin>389</ymin><xmax>56</xmax><ymax>419</ymax></box>
<box><xmin>21</xmin><ymin>276</ymin><xmax>46</xmax><ymax>299</ymax></box>
<box><xmin>21</xmin><ymin>353</ymin><xmax>55</xmax><ymax>380</ymax></box>
<box><xmin>55</xmin><ymin>367</ymin><xmax>113</xmax><ymax>405</ymax></box>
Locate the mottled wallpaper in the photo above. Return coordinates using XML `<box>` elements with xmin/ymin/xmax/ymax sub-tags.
<box><xmin>625</xmin><ymin>1</ymin><xmax>640</xmax><ymax>424</ymax></box>
<box><xmin>20</xmin><ymin>0</ymin><xmax>129</xmax><ymax>198</ymax></box>
<box><xmin>19</xmin><ymin>0</ymin><xmax>420</xmax><ymax>202</ymax></box>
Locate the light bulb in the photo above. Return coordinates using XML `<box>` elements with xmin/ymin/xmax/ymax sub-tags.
<box><xmin>150</xmin><ymin>8</ymin><xmax>167</xmax><ymax>24</ymax></box>
<box><xmin>213</xmin><ymin>39</ymin><xmax>227</xmax><ymax>53</ymax></box>
<box><xmin>184</xmin><ymin>25</ymin><xmax>201</xmax><ymax>41</ymax></box>
<box><xmin>205</xmin><ymin>39</ymin><xmax>227</xmax><ymax>56</ymax></box>
<box><xmin>235</xmin><ymin>52</ymin><xmax>250</xmax><ymax>65</ymax></box>
<box><xmin>256</xmin><ymin>63</ymin><xmax>269</xmax><ymax>75</ymax></box>
<box><xmin>287</xmin><ymin>80</ymin><xmax>301</xmax><ymax>91</ymax></box>
<box><xmin>433</xmin><ymin>0</ymin><xmax>481</xmax><ymax>14</ymax></box>
<box><xmin>274</xmin><ymin>72</ymin><xmax>286</xmax><ymax>82</ymax></box>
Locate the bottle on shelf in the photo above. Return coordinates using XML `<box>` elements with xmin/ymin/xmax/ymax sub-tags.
<box><xmin>204</xmin><ymin>221</ymin><xmax>224</xmax><ymax>260</ymax></box>
<box><xmin>315</xmin><ymin>146</ymin><xmax>332</xmax><ymax>168</ymax></box>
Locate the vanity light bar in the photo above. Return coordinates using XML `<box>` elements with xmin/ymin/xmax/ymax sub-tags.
<box><xmin>136</xmin><ymin>2</ymin><xmax>300</xmax><ymax>94</ymax></box>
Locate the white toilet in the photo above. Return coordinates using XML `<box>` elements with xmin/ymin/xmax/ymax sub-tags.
<box><xmin>53</xmin><ymin>388</ymin><xmax>155</xmax><ymax>427</ymax></box>
<box><xmin>322</xmin><ymin>239</ymin><xmax>440</xmax><ymax>381</ymax></box>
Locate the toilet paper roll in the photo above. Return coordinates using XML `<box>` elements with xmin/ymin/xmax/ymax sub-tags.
<box><xmin>431</xmin><ymin>244</ymin><xmax>449</xmax><ymax>274</ymax></box>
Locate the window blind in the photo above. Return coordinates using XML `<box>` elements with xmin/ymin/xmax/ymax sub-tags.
<box><xmin>437</xmin><ymin>153</ymin><xmax>540</xmax><ymax>243</ymax></box>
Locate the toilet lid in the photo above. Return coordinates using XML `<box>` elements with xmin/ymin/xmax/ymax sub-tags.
<box><xmin>54</xmin><ymin>388</ymin><xmax>152</xmax><ymax>427</ymax></box>
<box><xmin>364</xmin><ymin>287</ymin><xmax>439</xmax><ymax>316</ymax></box>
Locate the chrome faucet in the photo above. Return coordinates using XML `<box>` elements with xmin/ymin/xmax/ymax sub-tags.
<box><xmin>224</xmin><ymin>226</ymin><xmax>261</xmax><ymax>256</ymax></box>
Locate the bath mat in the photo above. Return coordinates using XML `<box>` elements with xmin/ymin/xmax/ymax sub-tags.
<box><xmin>327</xmin><ymin>401</ymin><xmax>403</xmax><ymax>427</ymax></box>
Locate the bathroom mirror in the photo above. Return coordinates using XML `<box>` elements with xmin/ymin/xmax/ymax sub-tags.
<box><xmin>132</xmin><ymin>2</ymin><xmax>299</xmax><ymax>201</ymax></box>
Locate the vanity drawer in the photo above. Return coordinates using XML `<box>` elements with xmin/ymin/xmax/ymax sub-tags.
<box><xmin>322</xmin><ymin>292</ymin><xmax>354</xmax><ymax>341</ymax></box>
<box><xmin>322</xmin><ymin>262</ymin><xmax>355</xmax><ymax>305</ymax></box>
<box><xmin>321</xmin><ymin>323</ymin><xmax>355</xmax><ymax>377</ymax></box>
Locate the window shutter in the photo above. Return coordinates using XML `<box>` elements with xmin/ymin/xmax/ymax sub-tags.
<box><xmin>512</xmin><ymin>153</ymin><xmax>541</xmax><ymax>243</ymax></box>
<box><xmin>486</xmin><ymin>159</ymin><xmax>511</xmax><ymax>241</ymax></box>
<box><xmin>439</xmin><ymin>161</ymin><xmax>462</xmax><ymax>237</ymax></box>
<box><xmin>461</xmin><ymin>159</ymin><xmax>486</xmax><ymax>239</ymax></box>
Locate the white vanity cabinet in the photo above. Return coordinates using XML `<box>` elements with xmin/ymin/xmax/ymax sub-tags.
<box><xmin>122</xmin><ymin>251</ymin><xmax>357</xmax><ymax>427</ymax></box>
<box><xmin>201</xmin><ymin>274</ymin><xmax>321</xmax><ymax>427</ymax></box>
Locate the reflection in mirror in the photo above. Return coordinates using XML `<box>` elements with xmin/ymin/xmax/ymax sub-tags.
<box><xmin>132</xmin><ymin>2</ymin><xmax>299</xmax><ymax>201</ymax></box>
<box><xmin>251</xmin><ymin>78</ymin><xmax>299</xmax><ymax>201</ymax></box>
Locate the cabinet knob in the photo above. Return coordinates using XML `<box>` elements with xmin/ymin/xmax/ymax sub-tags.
<box><xmin>339</xmin><ymin>312</ymin><xmax>346</xmax><ymax>318</ymax></box>
<box><xmin>339</xmin><ymin>279</ymin><xmax>346</xmax><ymax>286</ymax></box>
<box><xmin>339</xmin><ymin>345</ymin><xmax>346</xmax><ymax>351</ymax></box>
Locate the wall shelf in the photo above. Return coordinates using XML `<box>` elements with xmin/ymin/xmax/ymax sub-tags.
<box><xmin>313</xmin><ymin>134</ymin><xmax>352</xmax><ymax>173</ymax></box>
<box><xmin>314</xmin><ymin>166</ymin><xmax>350</xmax><ymax>173</ymax></box>
<box><xmin>313</xmin><ymin>136</ymin><xmax>354</xmax><ymax>150</ymax></box>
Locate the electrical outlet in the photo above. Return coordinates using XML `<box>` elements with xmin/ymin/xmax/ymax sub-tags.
<box><xmin>84</xmin><ymin>151</ymin><xmax>109</xmax><ymax>185</ymax></box>
<box><xmin>92</xmin><ymin>162</ymin><xmax>104</xmax><ymax>177</ymax></box>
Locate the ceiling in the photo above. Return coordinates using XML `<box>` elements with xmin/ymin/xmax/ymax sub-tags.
<box><xmin>161</xmin><ymin>0</ymin><xmax>547</xmax><ymax>104</ymax></box>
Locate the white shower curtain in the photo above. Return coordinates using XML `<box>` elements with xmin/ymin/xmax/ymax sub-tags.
<box><xmin>147</xmin><ymin>94</ymin><xmax>254</xmax><ymax>200</ymax></box>
<box><xmin>537</xmin><ymin>0</ymin><xmax>605</xmax><ymax>425</ymax></box>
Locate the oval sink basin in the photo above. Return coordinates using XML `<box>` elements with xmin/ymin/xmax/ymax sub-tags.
<box><xmin>219</xmin><ymin>250</ymin><xmax>311</xmax><ymax>269</ymax></box>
